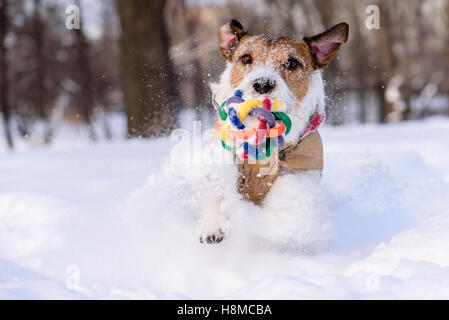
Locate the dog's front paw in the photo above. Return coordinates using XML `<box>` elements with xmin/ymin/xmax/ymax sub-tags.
<box><xmin>200</xmin><ymin>229</ymin><xmax>226</xmax><ymax>244</ymax></box>
<box><xmin>199</xmin><ymin>213</ymin><xmax>227</xmax><ymax>244</ymax></box>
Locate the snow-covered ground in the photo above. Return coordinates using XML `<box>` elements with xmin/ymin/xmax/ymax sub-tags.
<box><xmin>1</xmin><ymin>116</ymin><xmax>449</xmax><ymax>299</ymax></box>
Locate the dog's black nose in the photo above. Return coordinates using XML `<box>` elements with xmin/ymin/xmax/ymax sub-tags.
<box><xmin>252</xmin><ymin>77</ymin><xmax>275</xmax><ymax>94</ymax></box>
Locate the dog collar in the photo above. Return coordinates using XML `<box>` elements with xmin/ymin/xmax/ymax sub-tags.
<box><xmin>300</xmin><ymin>111</ymin><xmax>325</xmax><ymax>139</ymax></box>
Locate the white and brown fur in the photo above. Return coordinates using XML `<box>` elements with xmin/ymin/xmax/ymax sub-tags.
<box><xmin>200</xmin><ymin>20</ymin><xmax>348</xmax><ymax>244</ymax></box>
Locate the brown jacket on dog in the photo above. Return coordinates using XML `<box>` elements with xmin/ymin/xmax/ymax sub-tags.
<box><xmin>237</xmin><ymin>131</ymin><xmax>323</xmax><ymax>205</ymax></box>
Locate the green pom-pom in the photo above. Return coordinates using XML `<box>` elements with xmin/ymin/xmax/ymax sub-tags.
<box><xmin>273</xmin><ymin>112</ymin><xmax>292</xmax><ymax>136</ymax></box>
<box><xmin>219</xmin><ymin>101</ymin><xmax>227</xmax><ymax>121</ymax></box>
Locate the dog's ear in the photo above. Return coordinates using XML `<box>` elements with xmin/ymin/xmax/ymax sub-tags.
<box><xmin>304</xmin><ymin>23</ymin><xmax>349</xmax><ymax>69</ymax></box>
<box><xmin>218</xmin><ymin>19</ymin><xmax>247</xmax><ymax>59</ymax></box>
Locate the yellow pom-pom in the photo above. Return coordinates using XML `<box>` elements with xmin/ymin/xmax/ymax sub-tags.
<box><xmin>272</xmin><ymin>100</ymin><xmax>283</xmax><ymax>111</ymax></box>
<box><xmin>237</xmin><ymin>99</ymin><xmax>262</xmax><ymax>121</ymax></box>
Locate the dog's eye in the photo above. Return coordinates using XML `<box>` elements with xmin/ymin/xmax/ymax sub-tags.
<box><xmin>241</xmin><ymin>54</ymin><xmax>253</xmax><ymax>65</ymax></box>
<box><xmin>285</xmin><ymin>58</ymin><xmax>301</xmax><ymax>70</ymax></box>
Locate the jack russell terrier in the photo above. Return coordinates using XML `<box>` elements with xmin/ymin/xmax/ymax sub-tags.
<box><xmin>200</xmin><ymin>19</ymin><xmax>348</xmax><ymax>244</ymax></box>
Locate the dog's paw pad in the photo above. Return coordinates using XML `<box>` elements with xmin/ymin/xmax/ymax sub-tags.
<box><xmin>200</xmin><ymin>229</ymin><xmax>226</xmax><ymax>244</ymax></box>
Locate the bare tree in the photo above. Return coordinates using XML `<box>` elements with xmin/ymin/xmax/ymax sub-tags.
<box><xmin>7</xmin><ymin>0</ymin><xmax>65</xmax><ymax>142</ymax></box>
<box><xmin>446</xmin><ymin>0</ymin><xmax>449</xmax><ymax>115</ymax></box>
<box><xmin>72</xmin><ymin>0</ymin><xmax>97</xmax><ymax>140</ymax></box>
<box><xmin>184</xmin><ymin>1</ymin><xmax>208</xmax><ymax>115</ymax></box>
<box><xmin>91</xmin><ymin>0</ymin><xmax>121</xmax><ymax>139</ymax></box>
<box><xmin>314</xmin><ymin>0</ymin><xmax>346</xmax><ymax>126</ymax></box>
<box><xmin>116</xmin><ymin>0</ymin><xmax>176</xmax><ymax>138</ymax></box>
<box><xmin>32</xmin><ymin>0</ymin><xmax>54</xmax><ymax>143</ymax></box>
<box><xmin>0</xmin><ymin>0</ymin><xmax>13</xmax><ymax>149</ymax></box>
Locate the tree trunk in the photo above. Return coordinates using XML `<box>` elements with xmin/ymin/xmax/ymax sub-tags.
<box><xmin>33</xmin><ymin>0</ymin><xmax>45</xmax><ymax>119</ymax></box>
<box><xmin>376</xmin><ymin>2</ymin><xmax>395</xmax><ymax>123</ymax></box>
<box><xmin>33</xmin><ymin>0</ymin><xmax>53</xmax><ymax>144</ymax></box>
<box><xmin>446</xmin><ymin>0</ymin><xmax>449</xmax><ymax>116</ymax></box>
<box><xmin>312</xmin><ymin>0</ymin><xmax>346</xmax><ymax>126</ymax></box>
<box><xmin>75</xmin><ymin>0</ymin><xmax>96</xmax><ymax>141</ymax></box>
<box><xmin>116</xmin><ymin>0</ymin><xmax>175</xmax><ymax>138</ymax></box>
<box><xmin>0</xmin><ymin>0</ymin><xmax>13</xmax><ymax>149</ymax></box>
<box><xmin>350</xmin><ymin>4</ymin><xmax>369</xmax><ymax>124</ymax></box>
<box><xmin>181</xmin><ymin>0</ymin><xmax>207</xmax><ymax>119</ymax></box>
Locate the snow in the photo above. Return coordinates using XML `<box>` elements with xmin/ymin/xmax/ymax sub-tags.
<box><xmin>1</xmin><ymin>116</ymin><xmax>449</xmax><ymax>299</ymax></box>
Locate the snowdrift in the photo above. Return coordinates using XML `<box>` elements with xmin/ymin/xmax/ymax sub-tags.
<box><xmin>1</xmin><ymin>117</ymin><xmax>449</xmax><ymax>299</ymax></box>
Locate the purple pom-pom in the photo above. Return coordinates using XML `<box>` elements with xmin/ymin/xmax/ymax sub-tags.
<box><xmin>248</xmin><ymin>107</ymin><xmax>276</xmax><ymax>128</ymax></box>
<box><xmin>226</xmin><ymin>96</ymin><xmax>245</xmax><ymax>105</ymax></box>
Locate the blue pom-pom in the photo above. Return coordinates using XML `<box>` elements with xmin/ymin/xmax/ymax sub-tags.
<box><xmin>234</xmin><ymin>90</ymin><xmax>243</xmax><ymax>98</ymax></box>
<box><xmin>228</xmin><ymin>107</ymin><xmax>245</xmax><ymax>130</ymax></box>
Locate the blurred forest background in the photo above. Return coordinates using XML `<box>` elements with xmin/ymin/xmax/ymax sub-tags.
<box><xmin>0</xmin><ymin>0</ymin><xmax>448</xmax><ymax>149</ymax></box>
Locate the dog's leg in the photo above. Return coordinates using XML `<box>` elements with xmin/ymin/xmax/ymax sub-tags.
<box><xmin>199</xmin><ymin>194</ymin><xmax>227</xmax><ymax>244</ymax></box>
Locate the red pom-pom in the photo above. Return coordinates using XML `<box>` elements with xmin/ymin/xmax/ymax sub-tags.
<box><xmin>262</xmin><ymin>98</ymin><xmax>271</xmax><ymax>111</ymax></box>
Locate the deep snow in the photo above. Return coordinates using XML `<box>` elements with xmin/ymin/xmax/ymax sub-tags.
<box><xmin>1</xmin><ymin>116</ymin><xmax>449</xmax><ymax>299</ymax></box>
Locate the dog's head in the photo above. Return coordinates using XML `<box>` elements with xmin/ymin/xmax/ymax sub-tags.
<box><xmin>211</xmin><ymin>20</ymin><xmax>348</xmax><ymax>143</ymax></box>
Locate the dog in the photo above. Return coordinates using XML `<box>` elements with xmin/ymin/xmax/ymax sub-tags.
<box><xmin>200</xmin><ymin>20</ymin><xmax>348</xmax><ymax>244</ymax></box>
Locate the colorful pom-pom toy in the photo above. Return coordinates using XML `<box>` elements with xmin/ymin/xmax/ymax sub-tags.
<box><xmin>215</xmin><ymin>90</ymin><xmax>292</xmax><ymax>160</ymax></box>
